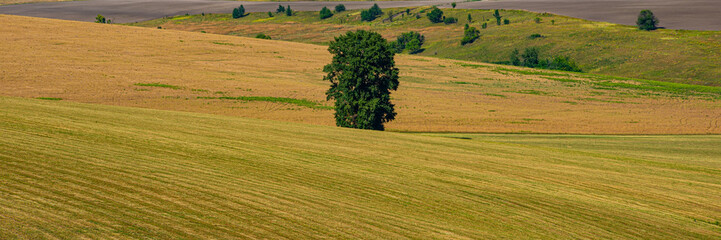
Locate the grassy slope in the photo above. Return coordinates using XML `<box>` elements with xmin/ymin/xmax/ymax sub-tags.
<box><xmin>2</xmin><ymin>96</ymin><xmax>721</xmax><ymax>238</ymax></box>
<box><xmin>3</xmin><ymin>14</ymin><xmax>721</xmax><ymax>134</ymax></box>
<box><xmin>131</xmin><ymin>8</ymin><xmax>721</xmax><ymax>86</ymax></box>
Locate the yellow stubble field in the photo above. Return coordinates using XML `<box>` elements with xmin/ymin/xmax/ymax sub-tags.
<box><xmin>1</xmin><ymin>14</ymin><xmax>720</xmax><ymax>134</ymax></box>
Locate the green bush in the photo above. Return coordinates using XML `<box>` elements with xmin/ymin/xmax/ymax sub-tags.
<box><xmin>534</xmin><ymin>17</ymin><xmax>541</xmax><ymax>23</ymax></box>
<box><xmin>361</xmin><ymin>4</ymin><xmax>383</xmax><ymax>21</ymax></box>
<box><xmin>482</xmin><ymin>22</ymin><xmax>487</xmax><ymax>29</ymax></box>
<box><xmin>286</xmin><ymin>5</ymin><xmax>293</xmax><ymax>16</ymax></box>
<box><xmin>548</xmin><ymin>56</ymin><xmax>582</xmax><ymax>72</ymax></box>
<box><xmin>232</xmin><ymin>5</ymin><xmax>245</xmax><ymax>19</ymax></box>
<box><xmin>320</xmin><ymin>6</ymin><xmax>333</xmax><ymax>19</ymax></box>
<box><xmin>461</xmin><ymin>27</ymin><xmax>480</xmax><ymax>45</ymax></box>
<box><xmin>521</xmin><ymin>47</ymin><xmax>540</xmax><ymax>67</ymax></box>
<box><xmin>528</xmin><ymin>33</ymin><xmax>544</xmax><ymax>39</ymax></box>
<box><xmin>427</xmin><ymin>7</ymin><xmax>444</xmax><ymax>23</ymax></box>
<box><xmin>267</xmin><ymin>12</ymin><xmax>273</xmax><ymax>17</ymax></box>
<box><xmin>443</xmin><ymin>17</ymin><xmax>458</xmax><ymax>24</ymax></box>
<box><xmin>255</xmin><ymin>33</ymin><xmax>271</xmax><ymax>39</ymax></box>
<box><xmin>467</xmin><ymin>14</ymin><xmax>472</xmax><ymax>23</ymax></box>
<box><xmin>391</xmin><ymin>31</ymin><xmax>425</xmax><ymax>53</ymax></box>
<box><xmin>492</xmin><ymin>9</ymin><xmax>502</xmax><ymax>25</ymax></box>
<box><xmin>335</xmin><ymin>4</ymin><xmax>346</xmax><ymax>12</ymax></box>
<box><xmin>637</xmin><ymin>9</ymin><xmax>659</xmax><ymax>30</ymax></box>
<box><xmin>451</xmin><ymin>2</ymin><xmax>457</xmax><ymax>8</ymax></box>
<box><xmin>503</xmin><ymin>19</ymin><xmax>510</xmax><ymax>25</ymax></box>
<box><xmin>95</xmin><ymin>14</ymin><xmax>106</xmax><ymax>23</ymax></box>
<box><xmin>276</xmin><ymin>5</ymin><xmax>285</xmax><ymax>13</ymax></box>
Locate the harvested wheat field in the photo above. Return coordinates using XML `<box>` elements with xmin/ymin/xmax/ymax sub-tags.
<box><xmin>1</xmin><ymin>96</ymin><xmax>721</xmax><ymax>238</ymax></box>
<box><xmin>1</xmin><ymin>14</ymin><xmax>720</xmax><ymax>134</ymax></box>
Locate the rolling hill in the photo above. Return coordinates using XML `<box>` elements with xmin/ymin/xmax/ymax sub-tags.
<box><xmin>2</xmin><ymin>14</ymin><xmax>721</xmax><ymax>134</ymax></box>
<box><xmin>131</xmin><ymin>8</ymin><xmax>721</xmax><ymax>86</ymax></box>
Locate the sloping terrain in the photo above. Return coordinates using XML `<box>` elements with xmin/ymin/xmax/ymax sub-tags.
<box><xmin>2</xmin><ymin>14</ymin><xmax>720</xmax><ymax>134</ymax></box>
<box><xmin>134</xmin><ymin>9</ymin><xmax>721</xmax><ymax>86</ymax></box>
<box><xmin>1</xmin><ymin>96</ymin><xmax>720</xmax><ymax>239</ymax></box>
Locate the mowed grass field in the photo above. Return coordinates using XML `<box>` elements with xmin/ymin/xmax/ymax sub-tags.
<box><xmin>132</xmin><ymin>8</ymin><xmax>721</xmax><ymax>86</ymax></box>
<box><xmin>2</xmin><ymin>15</ymin><xmax>721</xmax><ymax>134</ymax></box>
<box><xmin>2</xmin><ymin>96</ymin><xmax>721</xmax><ymax>238</ymax></box>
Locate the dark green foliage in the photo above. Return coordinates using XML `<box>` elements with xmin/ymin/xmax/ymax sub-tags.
<box><xmin>521</xmin><ymin>47</ymin><xmax>540</xmax><ymax>67</ymax></box>
<box><xmin>551</xmin><ymin>19</ymin><xmax>555</xmax><ymax>25</ymax></box>
<box><xmin>320</xmin><ymin>6</ymin><xmax>333</xmax><ymax>19</ymax></box>
<box><xmin>392</xmin><ymin>31</ymin><xmax>425</xmax><ymax>53</ymax></box>
<box><xmin>461</xmin><ymin>27</ymin><xmax>480</xmax><ymax>45</ymax></box>
<box><xmin>323</xmin><ymin>30</ymin><xmax>399</xmax><ymax>131</ymax></box>
<box><xmin>528</xmin><ymin>33</ymin><xmax>544</xmax><ymax>39</ymax></box>
<box><xmin>276</xmin><ymin>5</ymin><xmax>285</xmax><ymax>13</ymax></box>
<box><xmin>95</xmin><ymin>14</ymin><xmax>106</xmax><ymax>23</ymax></box>
<box><xmin>482</xmin><ymin>22</ymin><xmax>487</xmax><ymax>29</ymax></box>
<box><xmin>232</xmin><ymin>5</ymin><xmax>245</xmax><ymax>19</ymax></box>
<box><xmin>361</xmin><ymin>4</ymin><xmax>383</xmax><ymax>21</ymax></box>
<box><xmin>510</xmin><ymin>49</ymin><xmax>521</xmax><ymax>66</ymax></box>
<box><xmin>268</xmin><ymin>11</ymin><xmax>273</xmax><ymax>17</ymax></box>
<box><xmin>534</xmin><ymin>17</ymin><xmax>541</xmax><ymax>23</ymax></box>
<box><xmin>335</xmin><ymin>4</ymin><xmax>346</xmax><ymax>12</ymax></box>
<box><xmin>451</xmin><ymin>2</ymin><xmax>457</xmax><ymax>8</ymax></box>
<box><xmin>255</xmin><ymin>33</ymin><xmax>271</xmax><ymax>39</ymax></box>
<box><xmin>406</xmin><ymin>9</ymin><xmax>411</xmax><ymax>15</ymax></box>
<box><xmin>510</xmin><ymin>48</ymin><xmax>581</xmax><ymax>72</ymax></box>
<box><xmin>637</xmin><ymin>9</ymin><xmax>659</xmax><ymax>30</ymax></box>
<box><xmin>286</xmin><ymin>5</ymin><xmax>293</xmax><ymax>16</ymax></box>
<box><xmin>467</xmin><ymin>14</ymin><xmax>472</xmax><ymax>23</ymax></box>
<box><xmin>503</xmin><ymin>19</ymin><xmax>510</xmax><ymax>25</ymax></box>
<box><xmin>548</xmin><ymin>56</ymin><xmax>582</xmax><ymax>72</ymax></box>
<box><xmin>427</xmin><ymin>7</ymin><xmax>444</xmax><ymax>23</ymax></box>
<box><xmin>493</xmin><ymin>9</ymin><xmax>502</xmax><ymax>25</ymax></box>
<box><xmin>444</xmin><ymin>17</ymin><xmax>458</xmax><ymax>24</ymax></box>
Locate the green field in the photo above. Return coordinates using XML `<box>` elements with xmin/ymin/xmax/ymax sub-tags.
<box><xmin>130</xmin><ymin>8</ymin><xmax>721</xmax><ymax>86</ymax></box>
<box><xmin>2</xmin><ymin>96</ymin><xmax>720</xmax><ymax>238</ymax></box>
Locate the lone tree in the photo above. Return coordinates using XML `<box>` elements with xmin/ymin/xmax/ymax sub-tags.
<box><xmin>276</xmin><ymin>5</ymin><xmax>285</xmax><ymax>13</ymax></box>
<box><xmin>335</xmin><ymin>4</ymin><xmax>346</xmax><ymax>12</ymax></box>
<box><xmin>95</xmin><ymin>14</ymin><xmax>106</xmax><ymax>23</ymax></box>
<box><xmin>286</xmin><ymin>5</ymin><xmax>293</xmax><ymax>16</ymax></box>
<box><xmin>637</xmin><ymin>9</ymin><xmax>659</xmax><ymax>30</ymax></box>
<box><xmin>323</xmin><ymin>30</ymin><xmax>400</xmax><ymax>131</ymax></box>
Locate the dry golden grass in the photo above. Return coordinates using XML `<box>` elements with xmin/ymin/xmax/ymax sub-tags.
<box><xmin>2</xmin><ymin>96</ymin><xmax>721</xmax><ymax>238</ymax></box>
<box><xmin>1</xmin><ymin>14</ymin><xmax>720</xmax><ymax>134</ymax></box>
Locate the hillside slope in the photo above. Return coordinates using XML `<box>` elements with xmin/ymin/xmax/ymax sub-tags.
<box><xmin>2</xmin><ymin>14</ymin><xmax>721</xmax><ymax>134</ymax></box>
<box><xmin>134</xmin><ymin>8</ymin><xmax>721</xmax><ymax>86</ymax></box>
<box><xmin>2</xmin><ymin>96</ymin><xmax>721</xmax><ymax>238</ymax></box>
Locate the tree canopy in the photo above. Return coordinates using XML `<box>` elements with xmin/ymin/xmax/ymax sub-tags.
<box><xmin>323</xmin><ymin>30</ymin><xmax>400</xmax><ymax>131</ymax></box>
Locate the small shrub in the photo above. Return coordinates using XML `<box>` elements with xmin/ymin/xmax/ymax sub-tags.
<box><xmin>276</xmin><ymin>5</ymin><xmax>285</xmax><ymax>13</ymax></box>
<box><xmin>492</xmin><ymin>9</ymin><xmax>502</xmax><ymax>25</ymax></box>
<box><xmin>95</xmin><ymin>14</ymin><xmax>106</xmax><ymax>23</ymax></box>
<box><xmin>406</xmin><ymin>9</ymin><xmax>410</xmax><ymax>15</ymax></box>
<box><xmin>548</xmin><ymin>56</ymin><xmax>582</xmax><ymax>72</ymax></box>
<box><xmin>451</xmin><ymin>2</ymin><xmax>457</xmax><ymax>8</ymax></box>
<box><xmin>361</xmin><ymin>4</ymin><xmax>383</xmax><ymax>21</ymax></box>
<box><xmin>335</xmin><ymin>4</ymin><xmax>346</xmax><ymax>12</ymax></box>
<box><xmin>482</xmin><ymin>22</ymin><xmax>487</xmax><ymax>29</ymax></box>
<box><xmin>461</xmin><ymin>27</ymin><xmax>480</xmax><ymax>45</ymax></box>
<box><xmin>427</xmin><ymin>7</ymin><xmax>444</xmax><ymax>23</ymax></box>
<box><xmin>232</xmin><ymin>5</ymin><xmax>245</xmax><ymax>19</ymax></box>
<box><xmin>443</xmin><ymin>17</ymin><xmax>458</xmax><ymax>24</ymax></box>
<box><xmin>268</xmin><ymin>12</ymin><xmax>273</xmax><ymax>17</ymax></box>
<box><xmin>534</xmin><ymin>17</ymin><xmax>541</xmax><ymax>23</ymax></box>
<box><xmin>521</xmin><ymin>47</ymin><xmax>540</xmax><ymax>67</ymax></box>
<box><xmin>286</xmin><ymin>5</ymin><xmax>293</xmax><ymax>16</ymax></box>
<box><xmin>467</xmin><ymin>13</ymin><xmax>472</xmax><ymax>23</ymax></box>
<box><xmin>255</xmin><ymin>33</ymin><xmax>271</xmax><ymax>39</ymax></box>
<box><xmin>551</xmin><ymin>19</ymin><xmax>555</xmax><ymax>25</ymax></box>
<box><xmin>509</xmin><ymin>49</ymin><xmax>521</xmax><ymax>66</ymax></box>
<box><xmin>637</xmin><ymin>9</ymin><xmax>659</xmax><ymax>30</ymax></box>
<box><xmin>392</xmin><ymin>31</ymin><xmax>425</xmax><ymax>54</ymax></box>
<box><xmin>320</xmin><ymin>6</ymin><xmax>333</xmax><ymax>19</ymax></box>
<box><xmin>528</xmin><ymin>33</ymin><xmax>544</xmax><ymax>39</ymax></box>
<box><xmin>503</xmin><ymin>19</ymin><xmax>510</xmax><ymax>24</ymax></box>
